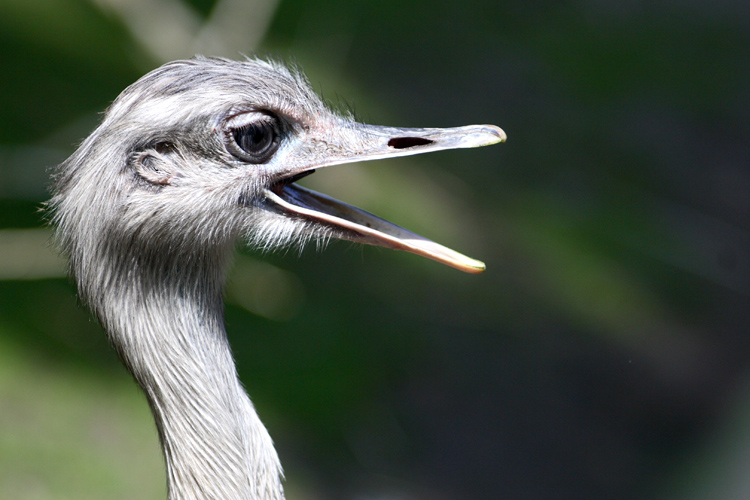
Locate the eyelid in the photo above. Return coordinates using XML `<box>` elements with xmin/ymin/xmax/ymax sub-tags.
<box><xmin>224</xmin><ymin>110</ymin><xmax>276</xmax><ymax>130</ymax></box>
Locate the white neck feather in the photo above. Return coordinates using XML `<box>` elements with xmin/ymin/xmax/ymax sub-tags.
<box><xmin>104</xmin><ymin>262</ymin><xmax>285</xmax><ymax>500</ymax></box>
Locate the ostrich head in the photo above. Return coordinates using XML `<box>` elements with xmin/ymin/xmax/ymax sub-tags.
<box><xmin>52</xmin><ymin>58</ymin><xmax>504</xmax><ymax>301</ymax></box>
<box><xmin>49</xmin><ymin>57</ymin><xmax>505</xmax><ymax>500</ymax></box>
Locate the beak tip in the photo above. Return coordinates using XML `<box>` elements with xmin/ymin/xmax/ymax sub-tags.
<box><xmin>457</xmin><ymin>257</ymin><xmax>487</xmax><ymax>274</ymax></box>
<box><xmin>487</xmin><ymin>125</ymin><xmax>507</xmax><ymax>143</ymax></box>
<box><xmin>470</xmin><ymin>261</ymin><xmax>487</xmax><ymax>274</ymax></box>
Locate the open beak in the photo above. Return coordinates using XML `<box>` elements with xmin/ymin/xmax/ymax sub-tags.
<box><xmin>264</xmin><ymin>123</ymin><xmax>505</xmax><ymax>273</ymax></box>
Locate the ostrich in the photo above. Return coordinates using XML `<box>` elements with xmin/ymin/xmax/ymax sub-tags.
<box><xmin>50</xmin><ymin>57</ymin><xmax>505</xmax><ymax>500</ymax></box>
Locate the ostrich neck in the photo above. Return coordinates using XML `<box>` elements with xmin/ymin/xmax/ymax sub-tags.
<box><xmin>98</xmin><ymin>255</ymin><xmax>285</xmax><ymax>500</ymax></box>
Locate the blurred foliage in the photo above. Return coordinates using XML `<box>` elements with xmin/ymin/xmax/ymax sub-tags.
<box><xmin>1</xmin><ymin>0</ymin><xmax>749</xmax><ymax>499</ymax></box>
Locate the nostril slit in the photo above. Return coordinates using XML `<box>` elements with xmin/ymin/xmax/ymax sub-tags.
<box><xmin>388</xmin><ymin>137</ymin><xmax>434</xmax><ymax>149</ymax></box>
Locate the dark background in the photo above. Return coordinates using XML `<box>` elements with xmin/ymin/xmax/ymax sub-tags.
<box><xmin>1</xmin><ymin>1</ymin><xmax>749</xmax><ymax>499</ymax></box>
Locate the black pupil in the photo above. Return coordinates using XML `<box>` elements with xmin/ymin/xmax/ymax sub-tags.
<box><xmin>235</xmin><ymin>122</ymin><xmax>273</xmax><ymax>154</ymax></box>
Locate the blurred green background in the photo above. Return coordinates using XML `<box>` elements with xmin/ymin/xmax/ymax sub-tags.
<box><xmin>1</xmin><ymin>0</ymin><xmax>749</xmax><ymax>499</ymax></box>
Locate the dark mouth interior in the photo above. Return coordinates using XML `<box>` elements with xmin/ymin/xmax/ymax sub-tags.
<box><xmin>271</xmin><ymin>169</ymin><xmax>316</xmax><ymax>196</ymax></box>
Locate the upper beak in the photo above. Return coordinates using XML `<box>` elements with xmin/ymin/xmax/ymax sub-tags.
<box><xmin>264</xmin><ymin>122</ymin><xmax>506</xmax><ymax>273</ymax></box>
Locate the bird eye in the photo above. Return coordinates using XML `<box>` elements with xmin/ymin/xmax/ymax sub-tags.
<box><xmin>226</xmin><ymin>112</ymin><xmax>281</xmax><ymax>164</ymax></box>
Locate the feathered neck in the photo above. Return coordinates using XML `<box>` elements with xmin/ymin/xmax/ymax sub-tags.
<box><xmin>80</xmin><ymin>237</ymin><xmax>285</xmax><ymax>500</ymax></box>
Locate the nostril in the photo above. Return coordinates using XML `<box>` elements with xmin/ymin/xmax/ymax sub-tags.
<box><xmin>388</xmin><ymin>137</ymin><xmax>433</xmax><ymax>149</ymax></box>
